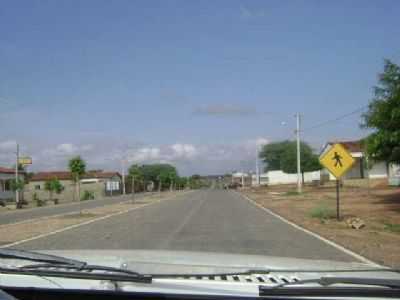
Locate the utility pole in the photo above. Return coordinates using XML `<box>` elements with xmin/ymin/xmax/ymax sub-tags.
<box><xmin>121</xmin><ymin>159</ymin><xmax>126</xmax><ymax>195</ymax></box>
<box><xmin>131</xmin><ymin>176</ymin><xmax>135</xmax><ymax>204</ymax></box>
<box><xmin>295</xmin><ymin>113</ymin><xmax>302</xmax><ymax>193</ymax></box>
<box><xmin>15</xmin><ymin>143</ymin><xmax>19</xmax><ymax>208</ymax></box>
<box><xmin>255</xmin><ymin>144</ymin><xmax>260</xmax><ymax>186</ymax></box>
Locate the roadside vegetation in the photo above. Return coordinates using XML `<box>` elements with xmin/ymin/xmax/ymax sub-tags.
<box><xmin>309</xmin><ymin>204</ymin><xmax>336</xmax><ymax>222</ymax></box>
<box><xmin>44</xmin><ymin>178</ymin><xmax>63</xmax><ymax>204</ymax></box>
<box><xmin>259</xmin><ymin>141</ymin><xmax>321</xmax><ymax>184</ymax></box>
<box><xmin>244</xmin><ymin>59</ymin><xmax>400</xmax><ymax>268</ymax></box>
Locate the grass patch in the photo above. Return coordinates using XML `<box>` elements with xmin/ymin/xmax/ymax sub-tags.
<box><xmin>309</xmin><ymin>205</ymin><xmax>336</xmax><ymax>222</ymax></box>
<box><xmin>284</xmin><ymin>191</ymin><xmax>301</xmax><ymax>196</ymax></box>
<box><xmin>383</xmin><ymin>222</ymin><xmax>400</xmax><ymax>234</ymax></box>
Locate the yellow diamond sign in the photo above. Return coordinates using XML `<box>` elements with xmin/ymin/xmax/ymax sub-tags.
<box><xmin>319</xmin><ymin>143</ymin><xmax>355</xmax><ymax>179</ymax></box>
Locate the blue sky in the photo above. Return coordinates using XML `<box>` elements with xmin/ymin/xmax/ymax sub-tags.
<box><xmin>0</xmin><ymin>0</ymin><xmax>399</xmax><ymax>175</ymax></box>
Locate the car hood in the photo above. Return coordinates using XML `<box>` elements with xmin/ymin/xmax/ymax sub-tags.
<box><xmin>32</xmin><ymin>249</ymin><xmax>379</xmax><ymax>274</ymax></box>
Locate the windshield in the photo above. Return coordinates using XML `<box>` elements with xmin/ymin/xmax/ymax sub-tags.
<box><xmin>0</xmin><ymin>0</ymin><xmax>399</xmax><ymax>279</ymax></box>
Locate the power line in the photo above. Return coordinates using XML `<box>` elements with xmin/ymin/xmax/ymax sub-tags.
<box><xmin>302</xmin><ymin>105</ymin><xmax>369</xmax><ymax>132</ymax></box>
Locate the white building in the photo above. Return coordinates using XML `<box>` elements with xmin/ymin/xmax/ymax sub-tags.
<box><xmin>252</xmin><ymin>170</ymin><xmax>321</xmax><ymax>186</ymax></box>
<box><xmin>321</xmin><ymin>140</ymin><xmax>399</xmax><ymax>181</ymax></box>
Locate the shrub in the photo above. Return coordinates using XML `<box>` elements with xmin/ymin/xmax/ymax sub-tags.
<box><xmin>81</xmin><ymin>190</ymin><xmax>95</xmax><ymax>201</ymax></box>
<box><xmin>284</xmin><ymin>190</ymin><xmax>300</xmax><ymax>196</ymax></box>
<box><xmin>309</xmin><ymin>205</ymin><xmax>336</xmax><ymax>221</ymax></box>
<box><xmin>383</xmin><ymin>222</ymin><xmax>400</xmax><ymax>233</ymax></box>
<box><xmin>33</xmin><ymin>192</ymin><xmax>46</xmax><ymax>207</ymax></box>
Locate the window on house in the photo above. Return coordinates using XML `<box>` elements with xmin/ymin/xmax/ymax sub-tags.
<box><xmin>4</xmin><ymin>181</ymin><xmax>11</xmax><ymax>191</ymax></box>
<box><xmin>35</xmin><ymin>185</ymin><xmax>41</xmax><ymax>190</ymax></box>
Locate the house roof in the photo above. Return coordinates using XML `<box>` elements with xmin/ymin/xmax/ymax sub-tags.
<box><xmin>0</xmin><ymin>167</ymin><xmax>17</xmax><ymax>174</ymax></box>
<box><xmin>31</xmin><ymin>170</ymin><xmax>121</xmax><ymax>181</ymax></box>
<box><xmin>327</xmin><ymin>140</ymin><xmax>363</xmax><ymax>153</ymax></box>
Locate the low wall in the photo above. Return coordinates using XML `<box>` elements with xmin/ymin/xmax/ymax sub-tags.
<box><xmin>24</xmin><ymin>182</ymin><xmax>107</xmax><ymax>204</ymax></box>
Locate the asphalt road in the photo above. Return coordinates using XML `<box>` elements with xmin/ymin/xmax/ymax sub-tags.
<box><xmin>13</xmin><ymin>189</ymin><xmax>358</xmax><ymax>262</ymax></box>
<box><xmin>0</xmin><ymin>192</ymin><xmax>150</xmax><ymax>225</ymax></box>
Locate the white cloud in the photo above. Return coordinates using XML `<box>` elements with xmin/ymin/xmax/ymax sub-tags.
<box><xmin>43</xmin><ymin>143</ymin><xmax>94</xmax><ymax>157</ymax></box>
<box><xmin>0</xmin><ymin>140</ymin><xmax>17</xmax><ymax>151</ymax></box>
<box><xmin>170</xmin><ymin>143</ymin><xmax>197</xmax><ymax>159</ymax></box>
<box><xmin>255</xmin><ymin>137</ymin><xmax>269</xmax><ymax>147</ymax></box>
<box><xmin>127</xmin><ymin>147</ymin><xmax>161</xmax><ymax>163</ymax></box>
<box><xmin>16</xmin><ymin>137</ymin><xmax>270</xmax><ymax>176</ymax></box>
<box><xmin>56</xmin><ymin>143</ymin><xmax>77</xmax><ymax>155</ymax></box>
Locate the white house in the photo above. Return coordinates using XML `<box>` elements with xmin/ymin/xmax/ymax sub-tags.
<box><xmin>0</xmin><ymin>166</ymin><xmax>25</xmax><ymax>202</ymax></box>
<box><xmin>252</xmin><ymin>170</ymin><xmax>321</xmax><ymax>186</ymax></box>
<box><xmin>320</xmin><ymin>140</ymin><xmax>399</xmax><ymax>181</ymax></box>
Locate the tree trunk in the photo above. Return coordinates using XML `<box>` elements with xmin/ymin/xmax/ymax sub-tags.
<box><xmin>77</xmin><ymin>181</ymin><xmax>81</xmax><ymax>215</ymax></box>
<box><xmin>302</xmin><ymin>172</ymin><xmax>305</xmax><ymax>185</ymax></box>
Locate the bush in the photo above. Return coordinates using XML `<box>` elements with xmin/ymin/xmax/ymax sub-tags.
<box><xmin>383</xmin><ymin>222</ymin><xmax>400</xmax><ymax>233</ymax></box>
<box><xmin>33</xmin><ymin>192</ymin><xmax>46</xmax><ymax>207</ymax></box>
<box><xmin>81</xmin><ymin>190</ymin><xmax>95</xmax><ymax>201</ymax></box>
<box><xmin>284</xmin><ymin>190</ymin><xmax>300</xmax><ymax>196</ymax></box>
<box><xmin>309</xmin><ymin>205</ymin><xmax>336</xmax><ymax>221</ymax></box>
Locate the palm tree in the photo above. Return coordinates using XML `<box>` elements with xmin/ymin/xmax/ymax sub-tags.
<box><xmin>68</xmin><ymin>156</ymin><xmax>86</xmax><ymax>214</ymax></box>
<box><xmin>44</xmin><ymin>178</ymin><xmax>63</xmax><ymax>204</ymax></box>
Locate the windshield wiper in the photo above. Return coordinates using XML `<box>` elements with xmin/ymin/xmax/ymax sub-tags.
<box><xmin>272</xmin><ymin>277</ymin><xmax>400</xmax><ymax>289</ymax></box>
<box><xmin>260</xmin><ymin>277</ymin><xmax>400</xmax><ymax>297</ymax></box>
<box><xmin>0</xmin><ymin>264</ymin><xmax>152</xmax><ymax>283</ymax></box>
<box><xmin>0</xmin><ymin>249</ymin><xmax>86</xmax><ymax>268</ymax></box>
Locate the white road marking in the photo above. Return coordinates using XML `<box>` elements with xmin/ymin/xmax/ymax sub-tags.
<box><xmin>234</xmin><ymin>191</ymin><xmax>383</xmax><ymax>267</ymax></box>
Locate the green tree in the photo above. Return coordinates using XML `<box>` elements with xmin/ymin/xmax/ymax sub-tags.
<box><xmin>259</xmin><ymin>141</ymin><xmax>291</xmax><ymax>171</ymax></box>
<box><xmin>128</xmin><ymin>164</ymin><xmax>143</xmax><ymax>192</ymax></box>
<box><xmin>176</xmin><ymin>177</ymin><xmax>187</xmax><ymax>190</ymax></box>
<box><xmin>68</xmin><ymin>156</ymin><xmax>86</xmax><ymax>206</ymax></box>
<box><xmin>44</xmin><ymin>178</ymin><xmax>63</xmax><ymax>203</ymax></box>
<box><xmin>139</xmin><ymin>164</ymin><xmax>178</xmax><ymax>191</ymax></box>
<box><xmin>188</xmin><ymin>174</ymin><xmax>204</xmax><ymax>189</ymax></box>
<box><xmin>279</xmin><ymin>141</ymin><xmax>321</xmax><ymax>183</ymax></box>
<box><xmin>362</xmin><ymin>59</ymin><xmax>400</xmax><ymax>165</ymax></box>
<box><xmin>10</xmin><ymin>178</ymin><xmax>24</xmax><ymax>192</ymax></box>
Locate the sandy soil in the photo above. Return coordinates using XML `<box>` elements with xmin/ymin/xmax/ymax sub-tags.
<box><xmin>242</xmin><ymin>182</ymin><xmax>400</xmax><ymax>268</ymax></box>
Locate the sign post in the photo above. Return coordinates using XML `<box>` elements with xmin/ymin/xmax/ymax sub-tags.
<box><xmin>319</xmin><ymin>143</ymin><xmax>355</xmax><ymax>221</ymax></box>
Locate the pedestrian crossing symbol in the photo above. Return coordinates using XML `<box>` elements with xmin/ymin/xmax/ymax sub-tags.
<box><xmin>319</xmin><ymin>143</ymin><xmax>355</xmax><ymax>179</ymax></box>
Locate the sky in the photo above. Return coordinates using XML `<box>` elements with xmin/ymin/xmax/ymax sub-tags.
<box><xmin>0</xmin><ymin>0</ymin><xmax>399</xmax><ymax>175</ymax></box>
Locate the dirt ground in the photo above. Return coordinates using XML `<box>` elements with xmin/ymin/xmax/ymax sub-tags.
<box><xmin>242</xmin><ymin>180</ymin><xmax>400</xmax><ymax>268</ymax></box>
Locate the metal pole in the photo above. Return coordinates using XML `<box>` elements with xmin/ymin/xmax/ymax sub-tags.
<box><xmin>132</xmin><ymin>176</ymin><xmax>135</xmax><ymax>204</ymax></box>
<box><xmin>121</xmin><ymin>160</ymin><xmax>126</xmax><ymax>195</ymax></box>
<box><xmin>255</xmin><ymin>144</ymin><xmax>260</xmax><ymax>186</ymax></box>
<box><xmin>296</xmin><ymin>113</ymin><xmax>302</xmax><ymax>193</ymax></box>
<box><xmin>336</xmin><ymin>179</ymin><xmax>340</xmax><ymax>220</ymax></box>
<box><xmin>15</xmin><ymin>143</ymin><xmax>19</xmax><ymax>208</ymax></box>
